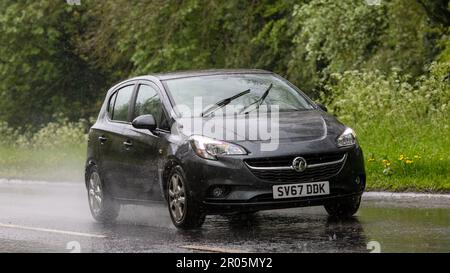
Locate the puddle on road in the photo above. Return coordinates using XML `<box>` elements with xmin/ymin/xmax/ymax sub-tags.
<box><xmin>97</xmin><ymin>201</ymin><xmax>450</xmax><ymax>253</ymax></box>
<box><xmin>358</xmin><ymin>204</ymin><xmax>450</xmax><ymax>253</ymax></box>
<box><xmin>2</xmin><ymin>182</ymin><xmax>447</xmax><ymax>252</ymax></box>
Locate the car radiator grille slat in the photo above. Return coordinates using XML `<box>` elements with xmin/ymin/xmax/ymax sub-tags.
<box><xmin>244</xmin><ymin>153</ymin><xmax>346</xmax><ymax>183</ymax></box>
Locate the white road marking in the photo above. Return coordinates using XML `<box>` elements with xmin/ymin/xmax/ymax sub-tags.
<box><xmin>180</xmin><ymin>245</ymin><xmax>245</xmax><ymax>253</ymax></box>
<box><xmin>0</xmin><ymin>223</ymin><xmax>106</xmax><ymax>238</ymax></box>
<box><xmin>0</xmin><ymin>179</ymin><xmax>78</xmax><ymax>187</ymax></box>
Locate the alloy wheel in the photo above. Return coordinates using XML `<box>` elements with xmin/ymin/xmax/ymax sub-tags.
<box><xmin>88</xmin><ymin>171</ymin><xmax>103</xmax><ymax>217</ymax></box>
<box><xmin>168</xmin><ymin>173</ymin><xmax>186</xmax><ymax>223</ymax></box>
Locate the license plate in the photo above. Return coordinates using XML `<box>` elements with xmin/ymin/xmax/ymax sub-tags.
<box><xmin>272</xmin><ymin>181</ymin><xmax>330</xmax><ymax>199</ymax></box>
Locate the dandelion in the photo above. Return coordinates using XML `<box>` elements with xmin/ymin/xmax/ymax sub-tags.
<box><xmin>405</xmin><ymin>159</ymin><xmax>413</xmax><ymax>164</ymax></box>
<box><xmin>399</xmin><ymin>154</ymin><xmax>405</xmax><ymax>161</ymax></box>
<box><xmin>382</xmin><ymin>159</ymin><xmax>391</xmax><ymax>167</ymax></box>
<box><xmin>368</xmin><ymin>158</ymin><xmax>375</xmax><ymax>162</ymax></box>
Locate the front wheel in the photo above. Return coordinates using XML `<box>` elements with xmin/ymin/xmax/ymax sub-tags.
<box><xmin>167</xmin><ymin>166</ymin><xmax>205</xmax><ymax>229</ymax></box>
<box><xmin>324</xmin><ymin>195</ymin><xmax>361</xmax><ymax>218</ymax></box>
<box><xmin>86</xmin><ymin>166</ymin><xmax>120</xmax><ymax>223</ymax></box>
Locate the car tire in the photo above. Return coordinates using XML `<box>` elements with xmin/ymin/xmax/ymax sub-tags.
<box><xmin>167</xmin><ymin>165</ymin><xmax>205</xmax><ymax>229</ymax></box>
<box><xmin>86</xmin><ymin>165</ymin><xmax>120</xmax><ymax>223</ymax></box>
<box><xmin>324</xmin><ymin>195</ymin><xmax>361</xmax><ymax>218</ymax></box>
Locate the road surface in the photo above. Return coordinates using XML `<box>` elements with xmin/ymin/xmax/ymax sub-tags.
<box><xmin>0</xmin><ymin>179</ymin><xmax>449</xmax><ymax>253</ymax></box>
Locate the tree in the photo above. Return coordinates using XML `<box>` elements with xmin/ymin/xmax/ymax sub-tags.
<box><xmin>0</xmin><ymin>0</ymin><xmax>447</xmax><ymax>128</ymax></box>
<box><xmin>0</xmin><ymin>1</ymin><xmax>107</xmax><ymax>127</ymax></box>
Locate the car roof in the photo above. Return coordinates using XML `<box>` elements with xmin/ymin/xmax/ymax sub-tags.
<box><xmin>145</xmin><ymin>69</ymin><xmax>273</xmax><ymax>81</ymax></box>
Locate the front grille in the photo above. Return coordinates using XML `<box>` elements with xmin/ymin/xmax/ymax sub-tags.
<box><xmin>244</xmin><ymin>153</ymin><xmax>346</xmax><ymax>183</ymax></box>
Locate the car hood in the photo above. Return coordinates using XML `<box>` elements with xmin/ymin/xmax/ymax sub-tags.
<box><xmin>175</xmin><ymin>110</ymin><xmax>345</xmax><ymax>143</ymax></box>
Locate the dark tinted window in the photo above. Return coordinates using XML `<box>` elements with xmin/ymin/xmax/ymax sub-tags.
<box><xmin>112</xmin><ymin>85</ymin><xmax>134</xmax><ymax>122</ymax></box>
<box><xmin>134</xmin><ymin>84</ymin><xmax>164</xmax><ymax>126</ymax></box>
<box><xmin>107</xmin><ymin>92</ymin><xmax>117</xmax><ymax>119</ymax></box>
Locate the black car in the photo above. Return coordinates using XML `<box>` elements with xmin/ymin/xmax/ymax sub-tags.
<box><xmin>85</xmin><ymin>69</ymin><xmax>366</xmax><ymax>229</ymax></box>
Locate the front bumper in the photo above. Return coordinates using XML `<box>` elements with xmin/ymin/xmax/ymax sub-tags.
<box><xmin>181</xmin><ymin>144</ymin><xmax>366</xmax><ymax>214</ymax></box>
<box><xmin>203</xmin><ymin>191</ymin><xmax>363</xmax><ymax>214</ymax></box>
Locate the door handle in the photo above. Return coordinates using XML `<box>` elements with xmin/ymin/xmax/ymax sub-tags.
<box><xmin>98</xmin><ymin>136</ymin><xmax>108</xmax><ymax>143</ymax></box>
<box><xmin>123</xmin><ymin>140</ymin><xmax>133</xmax><ymax>147</ymax></box>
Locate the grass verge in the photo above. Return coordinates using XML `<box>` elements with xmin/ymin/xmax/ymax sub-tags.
<box><xmin>0</xmin><ymin>145</ymin><xmax>85</xmax><ymax>182</ymax></box>
<box><xmin>356</xmin><ymin>121</ymin><xmax>449</xmax><ymax>193</ymax></box>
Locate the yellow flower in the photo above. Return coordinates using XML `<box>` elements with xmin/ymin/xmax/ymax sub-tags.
<box><xmin>382</xmin><ymin>159</ymin><xmax>391</xmax><ymax>167</ymax></box>
<box><xmin>414</xmin><ymin>155</ymin><xmax>421</xmax><ymax>159</ymax></box>
<box><xmin>399</xmin><ymin>154</ymin><xmax>405</xmax><ymax>161</ymax></box>
<box><xmin>368</xmin><ymin>158</ymin><xmax>375</xmax><ymax>162</ymax></box>
<box><xmin>405</xmin><ymin>160</ymin><xmax>413</xmax><ymax>164</ymax></box>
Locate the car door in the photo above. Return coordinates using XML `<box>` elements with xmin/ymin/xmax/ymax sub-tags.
<box><xmin>120</xmin><ymin>82</ymin><xmax>170</xmax><ymax>201</ymax></box>
<box><xmin>99</xmin><ymin>83</ymin><xmax>137</xmax><ymax>198</ymax></box>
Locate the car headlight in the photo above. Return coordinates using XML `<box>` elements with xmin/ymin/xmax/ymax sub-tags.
<box><xmin>189</xmin><ymin>135</ymin><xmax>247</xmax><ymax>160</ymax></box>
<box><xmin>336</xmin><ymin>128</ymin><xmax>356</xmax><ymax>147</ymax></box>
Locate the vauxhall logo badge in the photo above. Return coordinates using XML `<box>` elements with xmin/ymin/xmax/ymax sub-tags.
<box><xmin>292</xmin><ymin>157</ymin><xmax>307</xmax><ymax>172</ymax></box>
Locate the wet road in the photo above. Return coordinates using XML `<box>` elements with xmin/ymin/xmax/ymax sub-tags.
<box><xmin>0</xmin><ymin>180</ymin><xmax>449</xmax><ymax>253</ymax></box>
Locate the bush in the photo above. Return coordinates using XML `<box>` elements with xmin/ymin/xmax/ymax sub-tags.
<box><xmin>322</xmin><ymin>62</ymin><xmax>449</xmax><ymax>125</ymax></box>
<box><xmin>322</xmin><ymin>62</ymin><xmax>450</xmax><ymax>192</ymax></box>
<box><xmin>0</xmin><ymin>117</ymin><xmax>88</xmax><ymax>182</ymax></box>
<box><xmin>30</xmin><ymin>117</ymin><xmax>87</xmax><ymax>149</ymax></box>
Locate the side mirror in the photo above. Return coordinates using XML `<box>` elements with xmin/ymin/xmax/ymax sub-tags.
<box><xmin>132</xmin><ymin>114</ymin><xmax>157</xmax><ymax>131</ymax></box>
<box><xmin>316</xmin><ymin>103</ymin><xmax>328</xmax><ymax>112</ymax></box>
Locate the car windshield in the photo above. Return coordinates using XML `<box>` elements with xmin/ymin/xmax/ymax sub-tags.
<box><xmin>163</xmin><ymin>74</ymin><xmax>314</xmax><ymax>117</ymax></box>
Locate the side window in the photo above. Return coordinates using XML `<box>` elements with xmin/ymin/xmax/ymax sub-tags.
<box><xmin>112</xmin><ymin>85</ymin><xmax>134</xmax><ymax>122</ymax></box>
<box><xmin>107</xmin><ymin>92</ymin><xmax>117</xmax><ymax>119</ymax></box>
<box><xmin>134</xmin><ymin>84</ymin><xmax>166</xmax><ymax>128</ymax></box>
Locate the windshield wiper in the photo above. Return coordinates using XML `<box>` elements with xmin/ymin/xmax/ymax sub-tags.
<box><xmin>238</xmin><ymin>83</ymin><xmax>273</xmax><ymax>114</ymax></box>
<box><xmin>201</xmin><ymin>89</ymin><xmax>251</xmax><ymax>117</ymax></box>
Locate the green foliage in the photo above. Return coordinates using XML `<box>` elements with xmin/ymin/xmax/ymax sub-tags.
<box><xmin>437</xmin><ymin>27</ymin><xmax>450</xmax><ymax>62</ymax></box>
<box><xmin>0</xmin><ymin>0</ymin><xmax>448</xmax><ymax>127</ymax></box>
<box><xmin>30</xmin><ymin>117</ymin><xmax>87</xmax><ymax>149</ymax></box>
<box><xmin>323</xmin><ymin>62</ymin><xmax>450</xmax><ymax>124</ymax></box>
<box><xmin>323</xmin><ymin>62</ymin><xmax>450</xmax><ymax>192</ymax></box>
<box><xmin>0</xmin><ymin>118</ymin><xmax>87</xmax><ymax>182</ymax></box>
<box><xmin>0</xmin><ymin>0</ymin><xmax>449</xmax><ymax>190</ymax></box>
<box><xmin>79</xmin><ymin>0</ymin><xmax>298</xmax><ymax>78</ymax></box>
<box><xmin>0</xmin><ymin>0</ymin><xmax>107</xmax><ymax>127</ymax></box>
<box><xmin>0</xmin><ymin>115</ymin><xmax>87</xmax><ymax>149</ymax></box>
<box><xmin>358</xmin><ymin>120</ymin><xmax>449</xmax><ymax>192</ymax></box>
<box><xmin>288</xmin><ymin>0</ymin><xmax>387</xmax><ymax>93</ymax></box>
<box><xmin>286</xmin><ymin>0</ymin><xmax>448</xmax><ymax>95</ymax></box>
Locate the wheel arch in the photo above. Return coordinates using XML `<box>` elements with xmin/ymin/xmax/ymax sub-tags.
<box><xmin>84</xmin><ymin>159</ymin><xmax>97</xmax><ymax>188</ymax></box>
<box><xmin>161</xmin><ymin>156</ymin><xmax>183</xmax><ymax>201</ymax></box>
